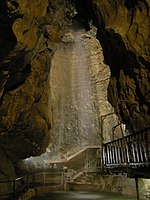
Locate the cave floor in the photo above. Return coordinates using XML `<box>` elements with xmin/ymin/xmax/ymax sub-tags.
<box><xmin>30</xmin><ymin>191</ymin><xmax>136</xmax><ymax>200</ymax></box>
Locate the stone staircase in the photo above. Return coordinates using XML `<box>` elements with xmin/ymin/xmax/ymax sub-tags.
<box><xmin>63</xmin><ymin>164</ymin><xmax>96</xmax><ymax>191</ymax></box>
<box><xmin>69</xmin><ymin>170</ymin><xmax>95</xmax><ymax>191</ymax></box>
<box><xmin>72</xmin><ymin>170</ymin><xmax>84</xmax><ymax>181</ymax></box>
<box><xmin>47</xmin><ymin>145</ymin><xmax>101</xmax><ymax>190</ymax></box>
<box><xmin>74</xmin><ymin>171</ymin><xmax>91</xmax><ymax>184</ymax></box>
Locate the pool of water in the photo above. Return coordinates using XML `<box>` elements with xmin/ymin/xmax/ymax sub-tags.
<box><xmin>31</xmin><ymin>191</ymin><xmax>136</xmax><ymax>200</ymax></box>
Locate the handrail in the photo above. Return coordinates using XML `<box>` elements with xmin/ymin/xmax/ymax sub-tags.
<box><xmin>0</xmin><ymin>171</ymin><xmax>64</xmax><ymax>199</ymax></box>
<box><xmin>47</xmin><ymin>145</ymin><xmax>100</xmax><ymax>165</ymax></box>
<box><xmin>103</xmin><ymin>127</ymin><xmax>150</xmax><ymax>168</ymax></box>
<box><xmin>0</xmin><ymin>175</ymin><xmax>31</xmax><ymax>199</ymax></box>
<box><xmin>0</xmin><ymin>146</ymin><xmax>101</xmax><ymax>199</ymax></box>
<box><xmin>104</xmin><ymin>127</ymin><xmax>150</xmax><ymax>145</ymax></box>
<box><xmin>1</xmin><ymin>128</ymin><xmax>149</xmax><ymax>199</ymax></box>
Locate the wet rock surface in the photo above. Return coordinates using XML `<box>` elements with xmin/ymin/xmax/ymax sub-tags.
<box><xmin>74</xmin><ymin>0</ymin><xmax>150</xmax><ymax>131</ymax></box>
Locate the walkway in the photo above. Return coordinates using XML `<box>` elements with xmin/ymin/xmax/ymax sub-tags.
<box><xmin>0</xmin><ymin>145</ymin><xmax>101</xmax><ymax>199</ymax></box>
<box><xmin>103</xmin><ymin>127</ymin><xmax>150</xmax><ymax>178</ymax></box>
<box><xmin>1</xmin><ymin>128</ymin><xmax>149</xmax><ymax>199</ymax></box>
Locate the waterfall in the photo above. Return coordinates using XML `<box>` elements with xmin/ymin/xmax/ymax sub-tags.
<box><xmin>49</xmin><ymin>24</ymin><xmax>101</xmax><ymax>159</ymax></box>
<box><xmin>27</xmin><ymin>22</ymin><xmax>122</xmax><ymax>165</ymax></box>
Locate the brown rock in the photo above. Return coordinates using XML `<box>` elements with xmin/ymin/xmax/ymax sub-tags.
<box><xmin>91</xmin><ymin>0</ymin><xmax>150</xmax><ymax>131</ymax></box>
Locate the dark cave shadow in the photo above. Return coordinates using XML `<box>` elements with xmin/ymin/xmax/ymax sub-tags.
<box><xmin>74</xmin><ymin>0</ymin><xmax>94</xmax><ymax>31</ymax></box>
<box><xmin>73</xmin><ymin>0</ymin><xmax>145</xmax><ymax>74</ymax></box>
<box><xmin>96</xmin><ymin>28</ymin><xmax>141</xmax><ymax>77</ymax></box>
<box><xmin>96</xmin><ymin>27</ymin><xmax>150</xmax><ymax>128</ymax></box>
<box><xmin>124</xmin><ymin>0</ymin><xmax>138</xmax><ymax>10</ymax></box>
<box><xmin>72</xmin><ymin>17</ymin><xmax>85</xmax><ymax>31</ymax></box>
<box><xmin>0</xmin><ymin>0</ymin><xmax>20</xmax><ymax>63</ymax></box>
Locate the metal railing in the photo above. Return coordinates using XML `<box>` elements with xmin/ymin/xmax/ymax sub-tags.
<box><xmin>0</xmin><ymin>175</ymin><xmax>30</xmax><ymax>200</ymax></box>
<box><xmin>2</xmin><ymin>129</ymin><xmax>148</xmax><ymax>200</ymax></box>
<box><xmin>0</xmin><ymin>171</ymin><xmax>64</xmax><ymax>200</ymax></box>
<box><xmin>0</xmin><ymin>146</ymin><xmax>101</xmax><ymax>199</ymax></box>
<box><xmin>103</xmin><ymin>127</ymin><xmax>150</xmax><ymax>167</ymax></box>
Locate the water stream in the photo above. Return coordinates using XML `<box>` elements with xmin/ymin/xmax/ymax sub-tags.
<box><xmin>48</xmin><ymin>24</ymin><xmax>100</xmax><ymax>159</ymax></box>
<box><xmin>27</xmin><ymin>21</ymin><xmax>121</xmax><ymax>169</ymax></box>
<box><xmin>26</xmin><ymin>22</ymin><xmax>137</xmax><ymax>199</ymax></box>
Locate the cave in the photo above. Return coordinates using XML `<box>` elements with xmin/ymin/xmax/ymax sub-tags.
<box><xmin>0</xmin><ymin>0</ymin><xmax>150</xmax><ymax>199</ymax></box>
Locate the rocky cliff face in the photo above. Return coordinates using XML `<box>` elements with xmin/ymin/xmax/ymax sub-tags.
<box><xmin>74</xmin><ymin>0</ymin><xmax>150</xmax><ymax>131</ymax></box>
<box><xmin>91</xmin><ymin>0</ymin><xmax>150</xmax><ymax>132</ymax></box>
<box><xmin>0</xmin><ymin>0</ymin><xmax>73</xmax><ymax>182</ymax></box>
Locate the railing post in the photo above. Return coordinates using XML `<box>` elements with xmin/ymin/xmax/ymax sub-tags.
<box><xmin>126</xmin><ymin>137</ymin><xmax>129</xmax><ymax>163</ymax></box>
<box><xmin>135</xmin><ymin>178</ymin><xmax>140</xmax><ymax>200</ymax></box>
<box><xmin>110</xmin><ymin>144</ymin><xmax>113</xmax><ymax>164</ymax></box>
<box><xmin>114</xmin><ymin>141</ymin><xmax>117</xmax><ymax>164</ymax></box>
<box><xmin>139</xmin><ymin>133</ymin><xmax>144</xmax><ymax>162</ymax></box>
<box><xmin>13</xmin><ymin>179</ymin><xmax>16</xmax><ymax>200</ymax></box>
<box><xmin>106</xmin><ymin>145</ymin><xmax>110</xmax><ymax>165</ymax></box>
<box><xmin>118</xmin><ymin>140</ymin><xmax>121</xmax><ymax>164</ymax></box>
<box><xmin>103</xmin><ymin>145</ymin><xmax>107</xmax><ymax>166</ymax></box>
<box><xmin>135</xmin><ymin>133</ymin><xmax>140</xmax><ymax>163</ymax></box>
<box><xmin>143</xmin><ymin>130</ymin><xmax>148</xmax><ymax>162</ymax></box>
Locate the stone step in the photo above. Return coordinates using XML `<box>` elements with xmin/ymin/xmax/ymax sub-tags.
<box><xmin>74</xmin><ymin>181</ymin><xmax>92</xmax><ymax>185</ymax></box>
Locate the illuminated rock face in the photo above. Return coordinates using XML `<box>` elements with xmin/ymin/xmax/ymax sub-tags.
<box><xmin>74</xmin><ymin>0</ymin><xmax>150</xmax><ymax>131</ymax></box>
<box><xmin>38</xmin><ymin>25</ymin><xmax>121</xmax><ymax>162</ymax></box>
<box><xmin>92</xmin><ymin>0</ymin><xmax>150</xmax><ymax>132</ymax></box>
<box><xmin>0</xmin><ymin>0</ymin><xmax>71</xmax><ymax>181</ymax></box>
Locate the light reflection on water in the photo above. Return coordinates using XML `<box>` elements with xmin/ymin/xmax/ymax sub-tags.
<box><xmin>31</xmin><ymin>191</ymin><xmax>136</xmax><ymax>200</ymax></box>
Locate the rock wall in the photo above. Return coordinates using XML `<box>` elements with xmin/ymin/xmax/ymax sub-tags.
<box><xmin>0</xmin><ymin>0</ymin><xmax>150</xmax><ymax>193</ymax></box>
<box><xmin>0</xmin><ymin>1</ymin><xmax>49</xmax><ymax>182</ymax></box>
<box><xmin>140</xmin><ymin>179</ymin><xmax>150</xmax><ymax>199</ymax></box>
<box><xmin>92</xmin><ymin>0</ymin><xmax>150</xmax><ymax>132</ymax></box>
<box><xmin>75</xmin><ymin>0</ymin><xmax>150</xmax><ymax>132</ymax></box>
<box><xmin>0</xmin><ymin>0</ymin><xmax>72</xmax><ymax>184</ymax></box>
<box><xmin>83</xmin><ymin>28</ymin><xmax>123</xmax><ymax>141</ymax></box>
<box><xmin>93</xmin><ymin>175</ymin><xmax>136</xmax><ymax>196</ymax></box>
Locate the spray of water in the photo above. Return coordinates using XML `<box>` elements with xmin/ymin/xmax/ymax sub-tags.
<box><xmin>48</xmin><ymin>23</ymin><xmax>100</xmax><ymax>159</ymax></box>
